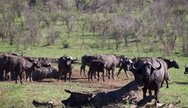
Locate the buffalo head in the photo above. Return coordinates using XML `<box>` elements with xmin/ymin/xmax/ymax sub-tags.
<box><xmin>141</xmin><ymin>59</ymin><xmax>162</xmax><ymax>84</ymax></box>
<box><xmin>169</xmin><ymin>59</ymin><xmax>179</xmax><ymax>69</ymax></box>
<box><xmin>62</xmin><ymin>89</ymin><xmax>92</xmax><ymax>107</ymax></box>
<box><xmin>130</xmin><ymin>58</ymin><xmax>162</xmax><ymax>85</ymax></box>
<box><xmin>120</xmin><ymin>58</ymin><xmax>133</xmax><ymax>71</ymax></box>
<box><xmin>60</xmin><ymin>55</ymin><xmax>78</xmax><ymax>66</ymax></box>
<box><xmin>158</xmin><ymin>57</ymin><xmax>179</xmax><ymax>69</ymax></box>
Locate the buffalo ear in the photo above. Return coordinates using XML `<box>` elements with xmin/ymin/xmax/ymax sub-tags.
<box><xmin>64</xmin><ymin>89</ymin><xmax>72</xmax><ymax>94</ymax></box>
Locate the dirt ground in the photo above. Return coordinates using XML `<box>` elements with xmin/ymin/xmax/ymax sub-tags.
<box><xmin>60</xmin><ymin>70</ymin><xmax>136</xmax><ymax>92</ymax></box>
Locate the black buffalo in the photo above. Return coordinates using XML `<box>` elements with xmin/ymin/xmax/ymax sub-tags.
<box><xmin>61</xmin><ymin>89</ymin><xmax>92</xmax><ymax>107</ymax></box>
<box><xmin>58</xmin><ymin>56</ymin><xmax>77</xmax><ymax>82</ymax></box>
<box><xmin>99</xmin><ymin>54</ymin><xmax>123</xmax><ymax>79</ymax></box>
<box><xmin>32</xmin><ymin>66</ymin><xmax>59</xmax><ymax>81</ymax></box>
<box><xmin>117</xmin><ymin>57</ymin><xmax>132</xmax><ymax>78</ymax></box>
<box><xmin>80</xmin><ymin>55</ymin><xmax>97</xmax><ymax>76</ymax></box>
<box><xmin>80</xmin><ymin>54</ymin><xmax>123</xmax><ymax>79</ymax></box>
<box><xmin>0</xmin><ymin>53</ymin><xmax>23</xmax><ymax>81</ymax></box>
<box><xmin>130</xmin><ymin>58</ymin><xmax>165</xmax><ymax>103</ymax></box>
<box><xmin>0</xmin><ymin>54</ymin><xmax>6</xmax><ymax>80</ymax></box>
<box><xmin>1</xmin><ymin>54</ymin><xmax>39</xmax><ymax>83</ymax></box>
<box><xmin>158</xmin><ymin>57</ymin><xmax>179</xmax><ymax>88</ymax></box>
<box><xmin>88</xmin><ymin>60</ymin><xmax>106</xmax><ymax>82</ymax></box>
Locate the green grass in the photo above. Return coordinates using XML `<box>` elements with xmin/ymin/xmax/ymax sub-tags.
<box><xmin>0</xmin><ymin>40</ymin><xmax>188</xmax><ymax>107</ymax></box>
<box><xmin>0</xmin><ymin>81</ymin><xmax>94</xmax><ymax>108</ymax></box>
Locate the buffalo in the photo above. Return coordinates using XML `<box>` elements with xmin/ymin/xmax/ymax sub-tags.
<box><xmin>96</xmin><ymin>54</ymin><xmax>124</xmax><ymax>79</ymax></box>
<box><xmin>32</xmin><ymin>66</ymin><xmax>59</xmax><ymax>81</ymax></box>
<box><xmin>158</xmin><ymin>57</ymin><xmax>179</xmax><ymax>88</ymax></box>
<box><xmin>184</xmin><ymin>65</ymin><xmax>188</xmax><ymax>74</ymax></box>
<box><xmin>58</xmin><ymin>56</ymin><xmax>77</xmax><ymax>82</ymax></box>
<box><xmin>130</xmin><ymin>57</ymin><xmax>166</xmax><ymax>103</ymax></box>
<box><xmin>0</xmin><ymin>54</ymin><xmax>6</xmax><ymax>80</ymax></box>
<box><xmin>88</xmin><ymin>60</ymin><xmax>106</xmax><ymax>82</ymax></box>
<box><xmin>117</xmin><ymin>57</ymin><xmax>132</xmax><ymax>78</ymax></box>
<box><xmin>0</xmin><ymin>52</ymin><xmax>23</xmax><ymax>81</ymax></box>
<box><xmin>80</xmin><ymin>54</ymin><xmax>124</xmax><ymax>79</ymax></box>
<box><xmin>80</xmin><ymin>55</ymin><xmax>98</xmax><ymax>76</ymax></box>
<box><xmin>61</xmin><ymin>89</ymin><xmax>92</xmax><ymax>107</ymax></box>
<box><xmin>1</xmin><ymin>54</ymin><xmax>39</xmax><ymax>83</ymax></box>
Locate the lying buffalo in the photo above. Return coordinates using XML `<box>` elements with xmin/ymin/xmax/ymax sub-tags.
<box><xmin>32</xmin><ymin>66</ymin><xmax>59</xmax><ymax>81</ymax></box>
<box><xmin>61</xmin><ymin>89</ymin><xmax>92</xmax><ymax>107</ymax></box>
<box><xmin>61</xmin><ymin>81</ymin><xmax>139</xmax><ymax>107</ymax></box>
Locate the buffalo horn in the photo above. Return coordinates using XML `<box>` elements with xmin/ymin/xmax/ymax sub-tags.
<box><xmin>73</xmin><ymin>57</ymin><xmax>78</xmax><ymax>61</ymax></box>
<box><xmin>152</xmin><ymin>60</ymin><xmax>162</xmax><ymax>70</ymax></box>
<box><xmin>64</xmin><ymin>89</ymin><xmax>72</xmax><ymax>94</ymax></box>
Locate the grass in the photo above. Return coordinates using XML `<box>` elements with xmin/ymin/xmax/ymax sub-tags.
<box><xmin>0</xmin><ymin>81</ymin><xmax>94</xmax><ymax>108</ymax></box>
<box><xmin>0</xmin><ymin>40</ymin><xmax>188</xmax><ymax>107</ymax></box>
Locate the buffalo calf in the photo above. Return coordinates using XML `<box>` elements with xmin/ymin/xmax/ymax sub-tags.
<box><xmin>88</xmin><ymin>60</ymin><xmax>106</xmax><ymax>82</ymax></box>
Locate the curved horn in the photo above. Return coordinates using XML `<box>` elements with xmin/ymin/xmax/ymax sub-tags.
<box><xmin>133</xmin><ymin>55</ymin><xmax>137</xmax><ymax>61</ymax></box>
<box><xmin>152</xmin><ymin>60</ymin><xmax>162</xmax><ymax>70</ymax></box>
<box><xmin>185</xmin><ymin>64</ymin><xmax>188</xmax><ymax>68</ymax></box>
<box><xmin>132</xmin><ymin>60</ymin><xmax>143</xmax><ymax>70</ymax></box>
<box><xmin>73</xmin><ymin>57</ymin><xmax>78</xmax><ymax>61</ymax></box>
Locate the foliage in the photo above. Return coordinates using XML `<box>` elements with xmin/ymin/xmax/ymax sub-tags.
<box><xmin>0</xmin><ymin>0</ymin><xmax>187</xmax><ymax>55</ymax></box>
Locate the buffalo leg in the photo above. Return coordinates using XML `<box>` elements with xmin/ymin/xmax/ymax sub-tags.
<box><xmin>107</xmin><ymin>70</ymin><xmax>110</xmax><ymax>79</ymax></box>
<box><xmin>148</xmin><ymin>89</ymin><xmax>152</xmax><ymax>102</ymax></box>
<box><xmin>64</xmin><ymin>73</ymin><xmax>67</xmax><ymax>82</ymax></box>
<box><xmin>80</xmin><ymin>65</ymin><xmax>86</xmax><ymax>76</ymax></box>
<box><xmin>30</xmin><ymin>71</ymin><xmax>33</xmax><ymax>82</ymax></box>
<box><xmin>161</xmin><ymin>80</ymin><xmax>164</xmax><ymax>87</ymax></box>
<box><xmin>154</xmin><ymin>87</ymin><xmax>160</xmax><ymax>103</ymax></box>
<box><xmin>165</xmin><ymin>79</ymin><xmax>169</xmax><ymax>88</ymax></box>
<box><xmin>15</xmin><ymin>70</ymin><xmax>20</xmax><ymax>84</ymax></box>
<box><xmin>19</xmin><ymin>72</ymin><xmax>23</xmax><ymax>84</ymax></box>
<box><xmin>149</xmin><ymin>89</ymin><xmax>152</xmax><ymax>96</ymax></box>
<box><xmin>68</xmin><ymin>72</ymin><xmax>72</xmax><ymax>81</ymax></box>
<box><xmin>125</xmin><ymin>70</ymin><xmax>129</xmax><ymax>78</ymax></box>
<box><xmin>142</xmin><ymin>87</ymin><xmax>147</xmax><ymax>99</ymax></box>
<box><xmin>102</xmin><ymin>71</ymin><xmax>105</xmax><ymax>82</ymax></box>
<box><xmin>58</xmin><ymin>71</ymin><xmax>63</xmax><ymax>81</ymax></box>
<box><xmin>88</xmin><ymin>70</ymin><xmax>91</xmax><ymax>81</ymax></box>
<box><xmin>112</xmin><ymin>68</ymin><xmax>115</xmax><ymax>79</ymax></box>
<box><xmin>117</xmin><ymin>68</ymin><xmax>123</xmax><ymax>78</ymax></box>
<box><xmin>90</xmin><ymin>71</ymin><xmax>93</xmax><ymax>81</ymax></box>
<box><xmin>97</xmin><ymin>71</ymin><xmax>100</xmax><ymax>82</ymax></box>
<box><xmin>93</xmin><ymin>71</ymin><xmax>97</xmax><ymax>79</ymax></box>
